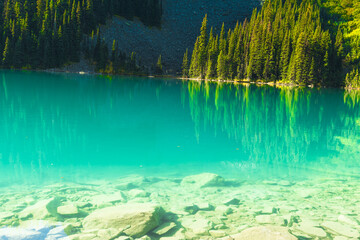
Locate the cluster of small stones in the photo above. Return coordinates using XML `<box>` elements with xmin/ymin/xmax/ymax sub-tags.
<box><xmin>0</xmin><ymin>173</ymin><xmax>360</xmax><ymax>240</ymax></box>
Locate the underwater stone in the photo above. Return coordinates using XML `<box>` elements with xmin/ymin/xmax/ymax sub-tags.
<box><xmin>0</xmin><ymin>211</ymin><xmax>14</xmax><ymax>220</ymax></box>
<box><xmin>114</xmin><ymin>237</ymin><xmax>132</xmax><ymax>240</ymax></box>
<box><xmin>181</xmin><ymin>173</ymin><xmax>225</xmax><ymax>188</ymax></box>
<box><xmin>137</xmin><ymin>236</ymin><xmax>151</xmax><ymax>240</ymax></box>
<box><xmin>97</xmin><ymin>228</ymin><xmax>126</xmax><ymax>239</ymax></box>
<box><xmin>296</xmin><ymin>224</ymin><xmax>327</xmax><ymax>237</ymax></box>
<box><xmin>263</xmin><ymin>180</ymin><xmax>277</xmax><ymax>185</ymax></box>
<box><xmin>294</xmin><ymin>188</ymin><xmax>317</xmax><ymax>198</ymax></box>
<box><xmin>152</xmin><ymin>222</ymin><xmax>176</xmax><ymax>235</ymax></box>
<box><xmin>76</xmin><ymin>202</ymin><xmax>92</xmax><ymax>208</ymax></box>
<box><xmin>333</xmin><ymin>236</ymin><xmax>349</xmax><ymax>240</ymax></box>
<box><xmin>278</xmin><ymin>180</ymin><xmax>293</xmax><ymax>186</ymax></box>
<box><xmin>215</xmin><ymin>205</ymin><xmax>233</xmax><ymax>216</ymax></box>
<box><xmin>183</xmin><ymin>204</ymin><xmax>199</xmax><ymax>214</ymax></box>
<box><xmin>19</xmin><ymin>197</ymin><xmax>62</xmax><ymax>220</ymax></box>
<box><xmin>197</xmin><ymin>202</ymin><xmax>213</xmax><ymax>211</ymax></box>
<box><xmin>90</xmin><ymin>193</ymin><xmax>127</xmax><ymax>206</ymax></box>
<box><xmin>159</xmin><ymin>228</ymin><xmax>186</xmax><ymax>240</ymax></box>
<box><xmin>66</xmin><ymin>233</ymin><xmax>97</xmax><ymax>240</ymax></box>
<box><xmin>321</xmin><ymin>221</ymin><xmax>360</xmax><ymax>238</ymax></box>
<box><xmin>115</xmin><ymin>182</ymin><xmax>137</xmax><ymax>191</ymax></box>
<box><xmin>214</xmin><ymin>224</ymin><xmax>227</xmax><ymax>230</ymax></box>
<box><xmin>82</xmin><ymin>203</ymin><xmax>164</xmax><ymax>238</ymax></box>
<box><xmin>128</xmin><ymin>189</ymin><xmax>150</xmax><ymax>198</ymax></box>
<box><xmin>57</xmin><ymin>204</ymin><xmax>79</xmax><ymax>217</ymax></box>
<box><xmin>338</xmin><ymin>215</ymin><xmax>359</xmax><ymax>226</ymax></box>
<box><xmin>255</xmin><ymin>214</ymin><xmax>285</xmax><ymax>225</ymax></box>
<box><xmin>261</xmin><ymin>206</ymin><xmax>278</xmax><ymax>214</ymax></box>
<box><xmin>223</xmin><ymin>198</ymin><xmax>240</xmax><ymax>206</ymax></box>
<box><xmin>209</xmin><ymin>230</ymin><xmax>226</xmax><ymax>238</ymax></box>
<box><xmin>227</xmin><ymin>226</ymin><xmax>297</xmax><ymax>240</ymax></box>
<box><xmin>182</xmin><ymin>217</ymin><xmax>213</xmax><ymax>235</ymax></box>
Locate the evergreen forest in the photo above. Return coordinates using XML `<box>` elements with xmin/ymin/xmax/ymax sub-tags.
<box><xmin>184</xmin><ymin>0</ymin><xmax>360</xmax><ymax>88</ymax></box>
<box><xmin>0</xmin><ymin>0</ymin><xmax>162</xmax><ymax>69</ymax></box>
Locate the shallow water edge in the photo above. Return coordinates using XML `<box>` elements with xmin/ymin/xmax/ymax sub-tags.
<box><xmin>0</xmin><ymin>172</ymin><xmax>359</xmax><ymax>240</ymax></box>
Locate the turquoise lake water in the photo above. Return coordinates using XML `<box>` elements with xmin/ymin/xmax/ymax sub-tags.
<box><xmin>0</xmin><ymin>70</ymin><xmax>360</xmax><ymax>185</ymax></box>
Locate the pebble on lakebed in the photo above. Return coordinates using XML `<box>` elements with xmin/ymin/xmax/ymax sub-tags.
<box><xmin>0</xmin><ymin>173</ymin><xmax>359</xmax><ymax>240</ymax></box>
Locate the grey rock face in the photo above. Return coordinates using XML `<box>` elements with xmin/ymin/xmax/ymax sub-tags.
<box><xmin>100</xmin><ymin>0</ymin><xmax>261</xmax><ymax>73</ymax></box>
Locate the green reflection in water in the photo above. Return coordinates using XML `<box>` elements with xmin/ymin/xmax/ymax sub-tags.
<box><xmin>185</xmin><ymin>80</ymin><xmax>360</xmax><ymax>177</ymax></box>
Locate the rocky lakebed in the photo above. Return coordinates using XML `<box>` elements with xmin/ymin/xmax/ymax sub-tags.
<box><xmin>0</xmin><ymin>173</ymin><xmax>359</xmax><ymax>240</ymax></box>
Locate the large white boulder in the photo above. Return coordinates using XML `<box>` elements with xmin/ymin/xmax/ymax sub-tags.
<box><xmin>82</xmin><ymin>203</ymin><xmax>164</xmax><ymax>238</ymax></box>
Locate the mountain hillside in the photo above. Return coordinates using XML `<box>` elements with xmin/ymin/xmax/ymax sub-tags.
<box><xmin>100</xmin><ymin>0</ymin><xmax>261</xmax><ymax>74</ymax></box>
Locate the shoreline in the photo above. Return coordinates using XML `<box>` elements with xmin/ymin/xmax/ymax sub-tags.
<box><xmin>3</xmin><ymin>67</ymin><xmax>357</xmax><ymax>90</ymax></box>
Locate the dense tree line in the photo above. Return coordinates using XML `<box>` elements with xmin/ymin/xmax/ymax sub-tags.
<box><xmin>0</xmin><ymin>0</ymin><xmax>162</xmax><ymax>69</ymax></box>
<box><xmin>322</xmin><ymin>0</ymin><xmax>360</xmax><ymax>87</ymax></box>
<box><xmin>184</xmin><ymin>0</ymin><xmax>348</xmax><ymax>86</ymax></box>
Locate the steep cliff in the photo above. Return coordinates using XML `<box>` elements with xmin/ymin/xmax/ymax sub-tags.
<box><xmin>100</xmin><ymin>0</ymin><xmax>261</xmax><ymax>74</ymax></box>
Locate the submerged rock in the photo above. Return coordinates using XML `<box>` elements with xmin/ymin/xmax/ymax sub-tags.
<box><xmin>152</xmin><ymin>222</ymin><xmax>176</xmax><ymax>235</ymax></box>
<box><xmin>223</xmin><ymin>198</ymin><xmax>240</xmax><ymax>206</ymax></box>
<box><xmin>255</xmin><ymin>214</ymin><xmax>285</xmax><ymax>225</ymax></box>
<box><xmin>90</xmin><ymin>193</ymin><xmax>127</xmax><ymax>206</ymax></box>
<box><xmin>19</xmin><ymin>197</ymin><xmax>62</xmax><ymax>220</ymax></box>
<box><xmin>0</xmin><ymin>211</ymin><xmax>14</xmax><ymax>220</ymax></box>
<box><xmin>321</xmin><ymin>221</ymin><xmax>359</xmax><ymax>238</ymax></box>
<box><xmin>278</xmin><ymin>180</ymin><xmax>294</xmax><ymax>186</ymax></box>
<box><xmin>181</xmin><ymin>173</ymin><xmax>225</xmax><ymax>188</ymax></box>
<box><xmin>227</xmin><ymin>226</ymin><xmax>297</xmax><ymax>240</ymax></box>
<box><xmin>183</xmin><ymin>204</ymin><xmax>199</xmax><ymax>214</ymax></box>
<box><xmin>338</xmin><ymin>214</ymin><xmax>359</xmax><ymax>227</ymax></box>
<box><xmin>197</xmin><ymin>202</ymin><xmax>213</xmax><ymax>211</ymax></box>
<box><xmin>57</xmin><ymin>204</ymin><xmax>79</xmax><ymax>217</ymax></box>
<box><xmin>128</xmin><ymin>189</ymin><xmax>150</xmax><ymax>198</ymax></box>
<box><xmin>82</xmin><ymin>203</ymin><xmax>164</xmax><ymax>238</ymax></box>
<box><xmin>295</xmin><ymin>224</ymin><xmax>327</xmax><ymax>238</ymax></box>
<box><xmin>182</xmin><ymin>217</ymin><xmax>213</xmax><ymax>235</ymax></box>
<box><xmin>215</xmin><ymin>205</ymin><xmax>233</xmax><ymax>216</ymax></box>
<box><xmin>209</xmin><ymin>229</ymin><xmax>226</xmax><ymax>238</ymax></box>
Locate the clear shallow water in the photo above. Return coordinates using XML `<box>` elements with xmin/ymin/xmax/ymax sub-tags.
<box><xmin>1</xmin><ymin>70</ymin><xmax>360</xmax><ymax>239</ymax></box>
<box><xmin>0</xmin><ymin>70</ymin><xmax>360</xmax><ymax>185</ymax></box>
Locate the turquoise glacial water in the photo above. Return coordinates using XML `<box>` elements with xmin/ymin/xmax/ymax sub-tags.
<box><xmin>0</xmin><ymin>70</ymin><xmax>360</xmax><ymax>185</ymax></box>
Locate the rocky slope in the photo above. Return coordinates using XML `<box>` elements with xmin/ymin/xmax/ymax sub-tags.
<box><xmin>100</xmin><ymin>0</ymin><xmax>262</xmax><ymax>74</ymax></box>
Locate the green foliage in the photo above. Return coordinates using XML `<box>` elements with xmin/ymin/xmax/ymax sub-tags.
<box><xmin>345</xmin><ymin>68</ymin><xmax>360</xmax><ymax>88</ymax></box>
<box><xmin>182</xmin><ymin>48</ymin><xmax>189</xmax><ymax>78</ymax></box>
<box><xmin>187</xmin><ymin>0</ymin><xmax>350</xmax><ymax>86</ymax></box>
<box><xmin>320</xmin><ymin>0</ymin><xmax>360</xmax><ymax>87</ymax></box>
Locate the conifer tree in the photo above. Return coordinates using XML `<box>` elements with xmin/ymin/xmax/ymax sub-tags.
<box><xmin>294</xmin><ymin>32</ymin><xmax>308</xmax><ymax>84</ymax></box>
<box><xmin>198</xmin><ymin>15</ymin><xmax>208</xmax><ymax>79</ymax></box>
<box><xmin>217</xmin><ymin>50</ymin><xmax>226</xmax><ymax>80</ymax></box>
<box><xmin>2</xmin><ymin>37</ymin><xmax>10</xmax><ymax>66</ymax></box>
<box><xmin>182</xmin><ymin>48</ymin><xmax>189</xmax><ymax>78</ymax></box>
